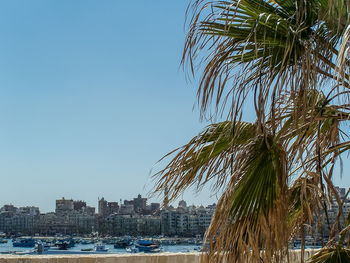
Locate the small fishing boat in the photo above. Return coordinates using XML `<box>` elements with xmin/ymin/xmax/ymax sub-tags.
<box><xmin>95</xmin><ymin>242</ymin><xmax>109</xmax><ymax>252</ymax></box>
<box><xmin>81</xmin><ymin>248</ymin><xmax>94</xmax><ymax>252</ymax></box>
<box><xmin>134</xmin><ymin>240</ymin><xmax>161</xmax><ymax>253</ymax></box>
<box><xmin>114</xmin><ymin>239</ymin><xmax>132</xmax><ymax>249</ymax></box>
<box><xmin>12</xmin><ymin>238</ymin><xmax>36</xmax><ymax>247</ymax></box>
<box><xmin>126</xmin><ymin>247</ymin><xmax>139</xmax><ymax>253</ymax></box>
<box><xmin>56</xmin><ymin>242</ymin><xmax>69</xmax><ymax>250</ymax></box>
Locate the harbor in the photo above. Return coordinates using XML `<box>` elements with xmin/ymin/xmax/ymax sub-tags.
<box><xmin>0</xmin><ymin>237</ymin><xmax>203</xmax><ymax>255</ymax></box>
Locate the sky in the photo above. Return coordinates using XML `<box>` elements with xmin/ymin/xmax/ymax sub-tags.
<box><xmin>0</xmin><ymin>1</ymin><xmax>222</xmax><ymax>212</ymax></box>
<box><xmin>0</xmin><ymin>1</ymin><xmax>348</xmax><ymax>213</ymax></box>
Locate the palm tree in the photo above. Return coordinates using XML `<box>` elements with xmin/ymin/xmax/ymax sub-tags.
<box><xmin>154</xmin><ymin>0</ymin><xmax>350</xmax><ymax>262</ymax></box>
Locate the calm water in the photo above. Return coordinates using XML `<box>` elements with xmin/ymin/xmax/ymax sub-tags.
<box><xmin>0</xmin><ymin>240</ymin><xmax>201</xmax><ymax>255</ymax></box>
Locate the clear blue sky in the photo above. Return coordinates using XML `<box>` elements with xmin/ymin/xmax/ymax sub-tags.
<box><xmin>0</xmin><ymin>0</ymin><xmax>220</xmax><ymax>212</ymax></box>
<box><xmin>0</xmin><ymin>1</ymin><xmax>348</xmax><ymax>213</ymax></box>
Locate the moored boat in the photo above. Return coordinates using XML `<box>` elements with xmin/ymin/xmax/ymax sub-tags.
<box><xmin>12</xmin><ymin>238</ymin><xmax>36</xmax><ymax>247</ymax></box>
<box><xmin>56</xmin><ymin>242</ymin><xmax>69</xmax><ymax>250</ymax></box>
<box><xmin>135</xmin><ymin>240</ymin><xmax>161</xmax><ymax>253</ymax></box>
<box><xmin>81</xmin><ymin>248</ymin><xmax>94</xmax><ymax>252</ymax></box>
<box><xmin>95</xmin><ymin>242</ymin><xmax>109</xmax><ymax>252</ymax></box>
<box><xmin>114</xmin><ymin>239</ymin><xmax>132</xmax><ymax>249</ymax></box>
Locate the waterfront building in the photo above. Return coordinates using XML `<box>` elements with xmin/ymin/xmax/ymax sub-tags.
<box><xmin>38</xmin><ymin>212</ymin><xmax>74</xmax><ymax>235</ymax></box>
<box><xmin>150</xmin><ymin>203</ymin><xmax>160</xmax><ymax>213</ymax></box>
<box><xmin>0</xmin><ymin>197</ymin><xmax>215</xmax><ymax>237</ymax></box>
<box><xmin>161</xmin><ymin>207</ymin><xmax>187</xmax><ymax>236</ymax></box>
<box><xmin>119</xmin><ymin>204</ymin><xmax>134</xmax><ymax>215</ymax></box>
<box><xmin>85</xmin><ymin>206</ymin><xmax>96</xmax><ymax>216</ymax></box>
<box><xmin>122</xmin><ymin>195</ymin><xmax>160</xmax><ymax>215</ymax></box>
<box><xmin>73</xmin><ymin>200</ymin><xmax>87</xmax><ymax>211</ymax></box>
<box><xmin>124</xmin><ymin>200</ymin><xmax>134</xmax><ymax>206</ymax></box>
<box><xmin>55</xmin><ymin>197</ymin><xmax>73</xmax><ymax>215</ymax></box>
<box><xmin>18</xmin><ymin>206</ymin><xmax>40</xmax><ymax>216</ymax></box>
<box><xmin>178</xmin><ymin>200</ymin><xmax>187</xmax><ymax>209</ymax></box>
<box><xmin>106</xmin><ymin>214</ymin><xmax>161</xmax><ymax>236</ymax></box>
<box><xmin>0</xmin><ymin>204</ymin><xmax>18</xmax><ymax>215</ymax></box>
<box><xmin>67</xmin><ymin>210</ymin><xmax>96</xmax><ymax>234</ymax></box>
<box><xmin>0</xmin><ymin>208</ymin><xmax>39</xmax><ymax>235</ymax></box>
<box><xmin>107</xmin><ymin>202</ymin><xmax>119</xmax><ymax>214</ymax></box>
<box><xmin>133</xmin><ymin>194</ymin><xmax>147</xmax><ymax>213</ymax></box>
<box><xmin>98</xmin><ymin>197</ymin><xmax>108</xmax><ymax>217</ymax></box>
<box><xmin>98</xmin><ymin>198</ymin><xmax>119</xmax><ymax>218</ymax></box>
<box><xmin>161</xmin><ymin>204</ymin><xmax>215</xmax><ymax>237</ymax></box>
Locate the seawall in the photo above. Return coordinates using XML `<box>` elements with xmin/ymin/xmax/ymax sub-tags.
<box><xmin>0</xmin><ymin>250</ymin><xmax>317</xmax><ymax>263</ymax></box>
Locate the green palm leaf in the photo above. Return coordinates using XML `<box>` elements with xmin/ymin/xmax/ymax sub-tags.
<box><xmin>153</xmin><ymin>121</ymin><xmax>256</xmax><ymax>201</ymax></box>
<box><xmin>308</xmin><ymin>248</ymin><xmax>350</xmax><ymax>263</ymax></box>
<box><xmin>204</xmin><ymin>134</ymin><xmax>289</xmax><ymax>262</ymax></box>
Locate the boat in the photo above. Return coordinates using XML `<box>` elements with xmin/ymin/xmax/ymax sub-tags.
<box><xmin>81</xmin><ymin>239</ymin><xmax>95</xmax><ymax>245</ymax></box>
<box><xmin>114</xmin><ymin>239</ymin><xmax>133</xmax><ymax>249</ymax></box>
<box><xmin>95</xmin><ymin>242</ymin><xmax>109</xmax><ymax>252</ymax></box>
<box><xmin>81</xmin><ymin>248</ymin><xmax>94</xmax><ymax>252</ymax></box>
<box><xmin>135</xmin><ymin>240</ymin><xmax>161</xmax><ymax>253</ymax></box>
<box><xmin>12</xmin><ymin>238</ymin><xmax>36</xmax><ymax>247</ymax></box>
<box><xmin>55</xmin><ymin>237</ymin><xmax>75</xmax><ymax>250</ymax></box>
<box><xmin>0</xmin><ymin>238</ymin><xmax>8</xmax><ymax>244</ymax></box>
<box><xmin>56</xmin><ymin>242</ymin><xmax>69</xmax><ymax>250</ymax></box>
<box><xmin>67</xmin><ymin>237</ymin><xmax>75</xmax><ymax>248</ymax></box>
<box><xmin>126</xmin><ymin>247</ymin><xmax>139</xmax><ymax>253</ymax></box>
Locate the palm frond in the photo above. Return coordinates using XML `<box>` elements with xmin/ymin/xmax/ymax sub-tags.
<box><xmin>308</xmin><ymin>248</ymin><xmax>350</xmax><ymax>263</ymax></box>
<box><xmin>203</xmin><ymin>134</ymin><xmax>289</xmax><ymax>262</ymax></box>
<box><xmin>183</xmin><ymin>0</ymin><xmax>342</xmax><ymax>119</ymax></box>
<box><xmin>308</xmin><ymin>213</ymin><xmax>350</xmax><ymax>263</ymax></box>
<box><xmin>153</xmin><ymin>121</ymin><xmax>256</xmax><ymax>201</ymax></box>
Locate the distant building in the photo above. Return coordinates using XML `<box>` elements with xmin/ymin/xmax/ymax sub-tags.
<box><xmin>1</xmin><ymin>205</ymin><xmax>18</xmax><ymax>215</ymax></box>
<box><xmin>98</xmin><ymin>198</ymin><xmax>119</xmax><ymax>218</ymax></box>
<box><xmin>178</xmin><ymin>200</ymin><xmax>187</xmax><ymax>209</ymax></box>
<box><xmin>18</xmin><ymin>206</ymin><xmax>40</xmax><ymax>216</ymax></box>
<box><xmin>333</xmin><ymin>187</ymin><xmax>346</xmax><ymax>200</ymax></box>
<box><xmin>106</xmin><ymin>214</ymin><xmax>161</xmax><ymax>236</ymax></box>
<box><xmin>0</xmin><ymin>205</ymin><xmax>40</xmax><ymax>235</ymax></box>
<box><xmin>98</xmin><ymin>198</ymin><xmax>108</xmax><ymax>217</ymax></box>
<box><xmin>107</xmin><ymin>202</ymin><xmax>119</xmax><ymax>215</ymax></box>
<box><xmin>119</xmin><ymin>204</ymin><xmax>134</xmax><ymax>215</ymax></box>
<box><xmin>133</xmin><ymin>194</ymin><xmax>147</xmax><ymax>213</ymax></box>
<box><xmin>150</xmin><ymin>203</ymin><xmax>160</xmax><ymax>213</ymax></box>
<box><xmin>56</xmin><ymin>197</ymin><xmax>73</xmax><ymax>215</ymax></box>
<box><xmin>161</xmin><ymin>203</ymin><xmax>215</xmax><ymax>237</ymax></box>
<box><xmin>73</xmin><ymin>200</ymin><xmax>86</xmax><ymax>211</ymax></box>
<box><xmin>0</xmin><ymin>195</ymin><xmax>217</xmax><ymax>237</ymax></box>
<box><xmin>85</xmin><ymin>206</ymin><xmax>96</xmax><ymax>216</ymax></box>
<box><xmin>124</xmin><ymin>200</ymin><xmax>134</xmax><ymax>206</ymax></box>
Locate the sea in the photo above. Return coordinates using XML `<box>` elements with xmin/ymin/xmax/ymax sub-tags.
<box><xmin>0</xmin><ymin>240</ymin><xmax>201</xmax><ymax>255</ymax></box>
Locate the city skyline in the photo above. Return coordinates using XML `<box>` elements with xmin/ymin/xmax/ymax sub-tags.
<box><xmin>0</xmin><ymin>193</ymin><xmax>215</xmax><ymax>214</ymax></box>
<box><xmin>0</xmin><ymin>194</ymin><xmax>217</xmax><ymax>237</ymax></box>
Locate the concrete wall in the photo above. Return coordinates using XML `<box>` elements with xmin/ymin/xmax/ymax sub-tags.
<box><xmin>0</xmin><ymin>251</ymin><xmax>317</xmax><ymax>263</ymax></box>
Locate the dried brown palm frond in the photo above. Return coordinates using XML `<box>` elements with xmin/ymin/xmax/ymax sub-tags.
<box><xmin>288</xmin><ymin>178</ymin><xmax>321</xmax><ymax>234</ymax></box>
<box><xmin>153</xmin><ymin>121</ymin><xmax>256</xmax><ymax>202</ymax></box>
<box><xmin>308</xmin><ymin>212</ymin><xmax>350</xmax><ymax>263</ymax></box>
<box><xmin>183</xmin><ymin>0</ymin><xmax>349</xmax><ymax>121</ymax></box>
<box><xmin>202</xmin><ymin>134</ymin><xmax>289</xmax><ymax>263</ymax></box>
